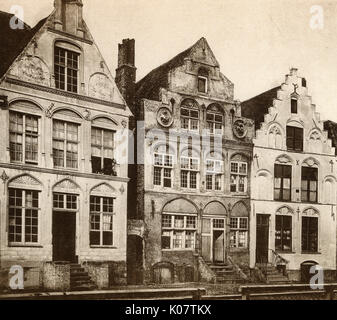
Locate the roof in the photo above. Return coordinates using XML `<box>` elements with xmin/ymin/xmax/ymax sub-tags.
<box><xmin>323</xmin><ymin>120</ymin><xmax>337</xmax><ymax>155</ymax></box>
<box><xmin>0</xmin><ymin>11</ymin><xmax>47</xmax><ymax>79</ymax></box>
<box><xmin>241</xmin><ymin>86</ymin><xmax>281</xmax><ymax>129</ymax></box>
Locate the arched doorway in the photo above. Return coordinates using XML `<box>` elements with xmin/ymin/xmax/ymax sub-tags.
<box><xmin>300</xmin><ymin>261</ymin><xmax>318</xmax><ymax>283</ymax></box>
<box><xmin>127</xmin><ymin>235</ymin><xmax>143</xmax><ymax>284</ymax></box>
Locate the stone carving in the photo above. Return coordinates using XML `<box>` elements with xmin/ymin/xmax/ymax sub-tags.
<box><xmin>303</xmin><ymin>207</ymin><xmax>319</xmax><ymax>216</ymax></box>
<box><xmin>89</xmin><ymin>73</ymin><xmax>113</xmax><ymax>101</ymax></box>
<box><xmin>121</xmin><ymin>120</ymin><xmax>127</xmax><ymax>128</ymax></box>
<box><xmin>157</xmin><ymin>107</ymin><xmax>173</xmax><ymax>127</ymax></box>
<box><xmin>119</xmin><ymin>184</ymin><xmax>125</xmax><ymax>194</ymax></box>
<box><xmin>233</xmin><ymin>119</ymin><xmax>247</xmax><ymax>139</ymax></box>
<box><xmin>9</xmin><ymin>55</ymin><xmax>50</xmax><ymax>86</ymax></box>
<box><xmin>46</xmin><ymin>103</ymin><xmax>54</xmax><ymax>118</ymax></box>
<box><xmin>54</xmin><ymin>179</ymin><xmax>79</xmax><ymax>191</ymax></box>
<box><xmin>181</xmin><ymin>98</ymin><xmax>198</xmax><ymax>109</ymax></box>
<box><xmin>276</xmin><ymin>206</ymin><xmax>294</xmax><ymax>215</ymax></box>
<box><xmin>268</xmin><ymin>125</ymin><xmax>282</xmax><ymax>149</ymax></box>
<box><xmin>83</xmin><ymin>109</ymin><xmax>91</xmax><ymax>121</ymax></box>
<box><xmin>309</xmin><ymin>130</ymin><xmax>321</xmax><ymax>141</ymax></box>
<box><xmin>91</xmin><ymin>183</ymin><xmax>116</xmax><ymax>195</ymax></box>
<box><xmin>276</xmin><ymin>155</ymin><xmax>292</xmax><ymax>164</ymax></box>
<box><xmin>9</xmin><ymin>174</ymin><xmax>41</xmax><ymax>187</ymax></box>
<box><xmin>303</xmin><ymin>157</ymin><xmax>319</xmax><ymax>167</ymax></box>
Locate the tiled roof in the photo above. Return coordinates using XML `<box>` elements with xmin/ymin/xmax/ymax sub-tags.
<box><xmin>324</xmin><ymin>120</ymin><xmax>337</xmax><ymax>155</ymax></box>
<box><xmin>241</xmin><ymin>86</ymin><xmax>281</xmax><ymax>129</ymax></box>
<box><xmin>0</xmin><ymin>11</ymin><xmax>47</xmax><ymax>79</ymax></box>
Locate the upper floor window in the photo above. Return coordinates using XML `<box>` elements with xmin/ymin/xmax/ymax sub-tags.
<box><xmin>230</xmin><ymin>161</ymin><xmax>247</xmax><ymax>193</ymax></box>
<box><xmin>153</xmin><ymin>145</ymin><xmax>173</xmax><ymax>188</ymax></box>
<box><xmin>206</xmin><ymin>153</ymin><xmax>224</xmax><ymax>191</ymax></box>
<box><xmin>9</xmin><ymin>188</ymin><xmax>39</xmax><ymax>244</ymax></box>
<box><xmin>301</xmin><ymin>167</ymin><xmax>318</xmax><ymax>203</ymax></box>
<box><xmin>91</xmin><ymin>128</ymin><xmax>115</xmax><ymax>175</ymax></box>
<box><xmin>9</xmin><ymin>111</ymin><xmax>38</xmax><ymax>164</ymax></box>
<box><xmin>54</xmin><ymin>45</ymin><xmax>80</xmax><ymax>93</ymax></box>
<box><xmin>53</xmin><ymin>120</ymin><xmax>79</xmax><ymax>169</ymax></box>
<box><xmin>198</xmin><ymin>68</ymin><xmax>208</xmax><ymax>93</ymax></box>
<box><xmin>286</xmin><ymin>126</ymin><xmax>303</xmax><ymax>151</ymax></box>
<box><xmin>206</xmin><ymin>104</ymin><xmax>223</xmax><ymax>135</ymax></box>
<box><xmin>291</xmin><ymin>97</ymin><xmax>298</xmax><ymax>114</ymax></box>
<box><xmin>274</xmin><ymin>164</ymin><xmax>291</xmax><ymax>201</ymax></box>
<box><xmin>180</xmin><ymin>156</ymin><xmax>199</xmax><ymax>189</ymax></box>
<box><xmin>180</xmin><ymin>99</ymin><xmax>199</xmax><ymax>132</ymax></box>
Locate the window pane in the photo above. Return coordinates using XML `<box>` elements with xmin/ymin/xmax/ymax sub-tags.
<box><xmin>174</xmin><ymin>216</ymin><xmax>184</xmax><ymax>228</ymax></box>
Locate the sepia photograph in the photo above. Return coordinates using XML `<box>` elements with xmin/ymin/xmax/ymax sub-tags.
<box><xmin>0</xmin><ymin>0</ymin><xmax>337</xmax><ymax>309</ymax></box>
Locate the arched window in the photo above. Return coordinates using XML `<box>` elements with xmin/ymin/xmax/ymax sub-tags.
<box><xmin>54</xmin><ymin>41</ymin><xmax>81</xmax><ymax>93</ymax></box>
<box><xmin>206</xmin><ymin>104</ymin><xmax>223</xmax><ymax>135</ymax></box>
<box><xmin>153</xmin><ymin>144</ymin><xmax>174</xmax><ymax>188</ymax></box>
<box><xmin>180</xmin><ymin>147</ymin><xmax>199</xmax><ymax>190</ymax></box>
<box><xmin>206</xmin><ymin>151</ymin><xmax>223</xmax><ymax>191</ymax></box>
<box><xmin>198</xmin><ymin>68</ymin><xmax>208</xmax><ymax>93</ymax></box>
<box><xmin>180</xmin><ymin>99</ymin><xmax>199</xmax><ymax>132</ymax></box>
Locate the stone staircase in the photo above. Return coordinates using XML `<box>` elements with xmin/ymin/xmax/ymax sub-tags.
<box><xmin>208</xmin><ymin>263</ymin><xmax>246</xmax><ymax>284</ymax></box>
<box><xmin>259</xmin><ymin>263</ymin><xmax>291</xmax><ymax>284</ymax></box>
<box><xmin>70</xmin><ymin>263</ymin><xmax>97</xmax><ymax>291</ymax></box>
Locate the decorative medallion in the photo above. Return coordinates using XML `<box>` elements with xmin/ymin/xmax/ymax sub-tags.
<box><xmin>233</xmin><ymin>119</ymin><xmax>247</xmax><ymax>139</ymax></box>
<box><xmin>157</xmin><ymin>107</ymin><xmax>173</xmax><ymax>128</ymax></box>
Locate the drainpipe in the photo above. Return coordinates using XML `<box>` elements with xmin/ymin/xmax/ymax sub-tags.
<box><xmin>226</xmin><ymin>203</ymin><xmax>232</xmax><ymax>263</ymax></box>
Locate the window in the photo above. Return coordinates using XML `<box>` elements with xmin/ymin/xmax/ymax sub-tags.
<box><xmin>153</xmin><ymin>152</ymin><xmax>173</xmax><ymax>188</ymax></box>
<box><xmin>9</xmin><ymin>112</ymin><xmax>38</xmax><ymax>164</ymax></box>
<box><xmin>54</xmin><ymin>46</ymin><xmax>80</xmax><ymax>93</ymax></box>
<box><xmin>206</xmin><ymin>112</ymin><xmax>223</xmax><ymax>135</ymax></box>
<box><xmin>90</xmin><ymin>196</ymin><xmax>114</xmax><ymax>246</ymax></box>
<box><xmin>275</xmin><ymin>215</ymin><xmax>292</xmax><ymax>251</ymax></box>
<box><xmin>161</xmin><ymin>214</ymin><xmax>197</xmax><ymax>249</ymax></box>
<box><xmin>181</xmin><ymin>156</ymin><xmax>199</xmax><ymax>189</ymax></box>
<box><xmin>291</xmin><ymin>98</ymin><xmax>298</xmax><ymax>114</ymax></box>
<box><xmin>181</xmin><ymin>108</ymin><xmax>199</xmax><ymax>131</ymax></box>
<box><xmin>286</xmin><ymin>126</ymin><xmax>303</xmax><ymax>151</ymax></box>
<box><xmin>53</xmin><ymin>120</ymin><xmax>79</xmax><ymax>169</ymax></box>
<box><xmin>198</xmin><ymin>68</ymin><xmax>208</xmax><ymax>93</ymax></box>
<box><xmin>53</xmin><ymin>193</ymin><xmax>78</xmax><ymax>210</ymax></box>
<box><xmin>8</xmin><ymin>188</ymin><xmax>39</xmax><ymax>244</ymax></box>
<box><xmin>274</xmin><ymin>164</ymin><xmax>292</xmax><ymax>201</ymax></box>
<box><xmin>302</xmin><ymin>216</ymin><xmax>318</xmax><ymax>252</ymax></box>
<box><xmin>230</xmin><ymin>161</ymin><xmax>247</xmax><ymax>193</ymax></box>
<box><xmin>91</xmin><ymin>128</ymin><xmax>115</xmax><ymax>175</ymax></box>
<box><xmin>230</xmin><ymin>217</ymin><xmax>248</xmax><ymax>248</ymax></box>
<box><xmin>206</xmin><ymin>159</ymin><xmax>223</xmax><ymax>191</ymax></box>
<box><xmin>301</xmin><ymin>167</ymin><xmax>318</xmax><ymax>203</ymax></box>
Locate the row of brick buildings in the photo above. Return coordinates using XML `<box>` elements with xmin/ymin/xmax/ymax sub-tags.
<box><xmin>0</xmin><ymin>0</ymin><xmax>336</xmax><ymax>290</ymax></box>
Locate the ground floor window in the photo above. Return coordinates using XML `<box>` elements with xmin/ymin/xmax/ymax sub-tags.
<box><xmin>229</xmin><ymin>217</ymin><xmax>248</xmax><ymax>248</ymax></box>
<box><xmin>275</xmin><ymin>215</ymin><xmax>292</xmax><ymax>251</ymax></box>
<box><xmin>90</xmin><ymin>196</ymin><xmax>114</xmax><ymax>246</ymax></box>
<box><xmin>302</xmin><ymin>216</ymin><xmax>318</xmax><ymax>252</ymax></box>
<box><xmin>161</xmin><ymin>214</ymin><xmax>197</xmax><ymax>249</ymax></box>
<box><xmin>8</xmin><ymin>188</ymin><xmax>40</xmax><ymax>244</ymax></box>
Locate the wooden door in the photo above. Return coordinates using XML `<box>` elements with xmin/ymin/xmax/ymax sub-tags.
<box><xmin>213</xmin><ymin>230</ymin><xmax>224</xmax><ymax>263</ymax></box>
<box><xmin>256</xmin><ymin>214</ymin><xmax>269</xmax><ymax>264</ymax></box>
<box><xmin>201</xmin><ymin>218</ymin><xmax>212</xmax><ymax>262</ymax></box>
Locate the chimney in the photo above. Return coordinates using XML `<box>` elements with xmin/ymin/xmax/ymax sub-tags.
<box><xmin>53</xmin><ymin>0</ymin><xmax>84</xmax><ymax>37</ymax></box>
<box><xmin>115</xmin><ymin>39</ymin><xmax>136</xmax><ymax>116</ymax></box>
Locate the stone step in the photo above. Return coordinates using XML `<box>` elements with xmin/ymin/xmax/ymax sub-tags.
<box><xmin>70</xmin><ymin>275</ymin><xmax>91</xmax><ymax>282</ymax></box>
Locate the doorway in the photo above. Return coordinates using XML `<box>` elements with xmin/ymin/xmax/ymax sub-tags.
<box><xmin>52</xmin><ymin>212</ymin><xmax>76</xmax><ymax>262</ymax></box>
<box><xmin>256</xmin><ymin>214</ymin><xmax>269</xmax><ymax>264</ymax></box>
<box><xmin>213</xmin><ymin>230</ymin><xmax>225</xmax><ymax>263</ymax></box>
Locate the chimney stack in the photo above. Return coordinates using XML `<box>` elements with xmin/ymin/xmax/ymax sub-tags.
<box><xmin>115</xmin><ymin>39</ymin><xmax>136</xmax><ymax>116</ymax></box>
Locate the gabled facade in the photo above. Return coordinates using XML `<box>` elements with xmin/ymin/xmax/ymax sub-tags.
<box><xmin>242</xmin><ymin>68</ymin><xmax>337</xmax><ymax>281</ymax></box>
<box><xmin>126</xmin><ymin>38</ymin><xmax>254</xmax><ymax>284</ymax></box>
<box><xmin>0</xmin><ymin>1</ymin><xmax>131</xmax><ymax>290</ymax></box>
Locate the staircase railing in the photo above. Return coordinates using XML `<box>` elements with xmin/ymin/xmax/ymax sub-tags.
<box><xmin>269</xmin><ymin>249</ymin><xmax>289</xmax><ymax>267</ymax></box>
<box><xmin>227</xmin><ymin>256</ymin><xmax>249</xmax><ymax>281</ymax></box>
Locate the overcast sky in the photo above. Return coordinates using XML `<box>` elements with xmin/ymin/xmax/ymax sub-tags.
<box><xmin>1</xmin><ymin>0</ymin><xmax>337</xmax><ymax>121</ymax></box>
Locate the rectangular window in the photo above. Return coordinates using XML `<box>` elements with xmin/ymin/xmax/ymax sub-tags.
<box><xmin>291</xmin><ymin>98</ymin><xmax>298</xmax><ymax>114</ymax></box>
<box><xmin>286</xmin><ymin>126</ymin><xmax>303</xmax><ymax>151</ymax></box>
<box><xmin>161</xmin><ymin>214</ymin><xmax>197</xmax><ymax>250</ymax></box>
<box><xmin>53</xmin><ymin>120</ymin><xmax>79</xmax><ymax>169</ymax></box>
<box><xmin>230</xmin><ymin>217</ymin><xmax>248</xmax><ymax>248</ymax></box>
<box><xmin>9</xmin><ymin>188</ymin><xmax>39</xmax><ymax>244</ymax></box>
<box><xmin>53</xmin><ymin>193</ymin><xmax>78</xmax><ymax>210</ymax></box>
<box><xmin>180</xmin><ymin>157</ymin><xmax>199</xmax><ymax>189</ymax></box>
<box><xmin>198</xmin><ymin>76</ymin><xmax>207</xmax><ymax>93</ymax></box>
<box><xmin>91</xmin><ymin>128</ymin><xmax>115</xmax><ymax>175</ymax></box>
<box><xmin>206</xmin><ymin>112</ymin><xmax>223</xmax><ymax>135</ymax></box>
<box><xmin>206</xmin><ymin>159</ymin><xmax>223</xmax><ymax>191</ymax></box>
<box><xmin>230</xmin><ymin>161</ymin><xmax>247</xmax><ymax>193</ymax></box>
<box><xmin>9</xmin><ymin>112</ymin><xmax>38</xmax><ymax>164</ymax></box>
<box><xmin>90</xmin><ymin>196</ymin><xmax>114</xmax><ymax>246</ymax></box>
<box><xmin>275</xmin><ymin>215</ymin><xmax>292</xmax><ymax>251</ymax></box>
<box><xmin>55</xmin><ymin>46</ymin><xmax>79</xmax><ymax>93</ymax></box>
<box><xmin>181</xmin><ymin>108</ymin><xmax>199</xmax><ymax>131</ymax></box>
<box><xmin>274</xmin><ymin>164</ymin><xmax>292</xmax><ymax>201</ymax></box>
<box><xmin>153</xmin><ymin>153</ymin><xmax>173</xmax><ymax>187</ymax></box>
<box><xmin>302</xmin><ymin>216</ymin><xmax>318</xmax><ymax>252</ymax></box>
<box><xmin>301</xmin><ymin>167</ymin><xmax>318</xmax><ymax>203</ymax></box>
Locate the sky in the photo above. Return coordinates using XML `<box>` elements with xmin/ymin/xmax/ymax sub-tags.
<box><xmin>1</xmin><ymin>0</ymin><xmax>337</xmax><ymax>121</ymax></box>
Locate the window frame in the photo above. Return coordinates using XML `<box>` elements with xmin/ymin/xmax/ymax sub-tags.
<box><xmin>206</xmin><ymin>159</ymin><xmax>224</xmax><ymax>191</ymax></box>
<box><xmin>286</xmin><ymin>126</ymin><xmax>303</xmax><ymax>152</ymax></box>
<box><xmin>301</xmin><ymin>166</ymin><xmax>318</xmax><ymax>203</ymax></box>
<box><xmin>180</xmin><ymin>107</ymin><xmax>199</xmax><ymax>132</ymax></box>
<box><xmin>53</xmin><ymin>192</ymin><xmax>78</xmax><ymax>211</ymax></box>
<box><xmin>230</xmin><ymin>161</ymin><xmax>248</xmax><ymax>193</ymax></box>
<box><xmin>291</xmin><ymin>97</ymin><xmax>298</xmax><ymax>114</ymax></box>
<box><xmin>180</xmin><ymin>156</ymin><xmax>199</xmax><ymax>190</ymax></box>
<box><xmin>274</xmin><ymin>164</ymin><xmax>292</xmax><ymax>201</ymax></box>
<box><xmin>8</xmin><ymin>188</ymin><xmax>40</xmax><ymax>246</ymax></box>
<box><xmin>198</xmin><ymin>76</ymin><xmax>208</xmax><ymax>93</ymax></box>
<box><xmin>301</xmin><ymin>216</ymin><xmax>318</xmax><ymax>253</ymax></box>
<box><xmin>206</xmin><ymin>111</ymin><xmax>223</xmax><ymax>135</ymax></box>
<box><xmin>229</xmin><ymin>217</ymin><xmax>248</xmax><ymax>248</ymax></box>
<box><xmin>153</xmin><ymin>152</ymin><xmax>173</xmax><ymax>188</ymax></box>
<box><xmin>89</xmin><ymin>195</ymin><xmax>115</xmax><ymax>248</ymax></box>
<box><xmin>9</xmin><ymin>111</ymin><xmax>39</xmax><ymax>165</ymax></box>
<box><xmin>275</xmin><ymin>214</ymin><xmax>292</xmax><ymax>252</ymax></box>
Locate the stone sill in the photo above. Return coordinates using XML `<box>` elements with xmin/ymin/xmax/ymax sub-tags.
<box><xmin>90</xmin><ymin>246</ymin><xmax>117</xmax><ymax>249</ymax></box>
<box><xmin>8</xmin><ymin>244</ymin><xmax>43</xmax><ymax>248</ymax></box>
<box><xmin>162</xmin><ymin>249</ymin><xmax>194</xmax><ymax>252</ymax></box>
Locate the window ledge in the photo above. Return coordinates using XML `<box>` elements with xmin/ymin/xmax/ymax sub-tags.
<box><xmin>8</xmin><ymin>244</ymin><xmax>43</xmax><ymax>248</ymax></box>
<box><xmin>275</xmin><ymin>251</ymin><xmax>295</xmax><ymax>254</ymax></box>
<box><xmin>301</xmin><ymin>251</ymin><xmax>321</xmax><ymax>255</ymax></box>
<box><xmin>90</xmin><ymin>245</ymin><xmax>117</xmax><ymax>249</ymax></box>
<box><xmin>162</xmin><ymin>249</ymin><xmax>195</xmax><ymax>252</ymax></box>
